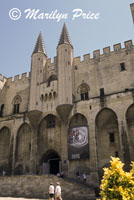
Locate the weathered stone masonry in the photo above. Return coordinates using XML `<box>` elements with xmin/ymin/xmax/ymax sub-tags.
<box><xmin>0</xmin><ymin>20</ymin><xmax>134</xmax><ymax>186</ymax></box>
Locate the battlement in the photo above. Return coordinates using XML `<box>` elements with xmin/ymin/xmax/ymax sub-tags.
<box><xmin>0</xmin><ymin>74</ymin><xmax>7</xmax><ymax>89</ymax></box>
<box><xmin>47</xmin><ymin>56</ymin><xmax>57</xmax><ymax>65</ymax></box>
<box><xmin>6</xmin><ymin>72</ymin><xmax>30</xmax><ymax>85</ymax></box>
<box><xmin>0</xmin><ymin>74</ymin><xmax>7</xmax><ymax>82</ymax></box>
<box><xmin>73</xmin><ymin>40</ymin><xmax>133</xmax><ymax>65</ymax></box>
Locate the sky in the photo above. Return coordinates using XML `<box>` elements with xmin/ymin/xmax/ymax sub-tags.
<box><xmin>0</xmin><ymin>0</ymin><xmax>134</xmax><ymax>78</ymax></box>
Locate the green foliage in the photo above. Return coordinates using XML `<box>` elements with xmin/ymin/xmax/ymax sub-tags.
<box><xmin>98</xmin><ymin>157</ymin><xmax>134</xmax><ymax>200</ymax></box>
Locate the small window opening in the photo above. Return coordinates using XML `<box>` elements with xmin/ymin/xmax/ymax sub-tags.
<box><xmin>120</xmin><ymin>63</ymin><xmax>125</xmax><ymax>71</ymax></box>
<box><xmin>46</xmin><ymin>116</ymin><xmax>56</xmax><ymax>128</ymax></box>
<box><xmin>109</xmin><ymin>133</ymin><xmax>115</xmax><ymax>143</ymax></box>
<box><xmin>80</xmin><ymin>92</ymin><xmax>89</xmax><ymax>101</ymax></box>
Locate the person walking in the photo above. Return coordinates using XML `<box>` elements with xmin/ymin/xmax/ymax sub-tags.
<box><xmin>83</xmin><ymin>173</ymin><xmax>87</xmax><ymax>182</ymax></box>
<box><xmin>48</xmin><ymin>182</ymin><xmax>55</xmax><ymax>200</ymax></box>
<box><xmin>55</xmin><ymin>182</ymin><xmax>62</xmax><ymax>200</ymax></box>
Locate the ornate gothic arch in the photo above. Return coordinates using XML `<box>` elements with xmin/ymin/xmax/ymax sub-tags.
<box><xmin>69</xmin><ymin>113</ymin><xmax>88</xmax><ymax>128</ymax></box>
<box><xmin>12</xmin><ymin>95</ymin><xmax>22</xmax><ymax>104</ymax></box>
<box><xmin>77</xmin><ymin>83</ymin><xmax>90</xmax><ymax>94</ymax></box>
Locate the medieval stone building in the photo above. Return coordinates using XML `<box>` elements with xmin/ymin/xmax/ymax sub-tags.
<box><xmin>0</xmin><ymin>6</ymin><xmax>134</xmax><ymax>185</ymax></box>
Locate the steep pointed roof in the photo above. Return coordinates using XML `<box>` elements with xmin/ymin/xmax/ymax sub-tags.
<box><xmin>33</xmin><ymin>32</ymin><xmax>47</xmax><ymax>56</ymax></box>
<box><xmin>58</xmin><ymin>23</ymin><xmax>73</xmax><ymax>47</ymax></box>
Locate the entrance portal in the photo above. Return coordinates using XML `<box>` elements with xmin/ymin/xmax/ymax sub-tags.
<box><xmin>41</xmin><ymin>150</ymin><xmax>61</xmax><ymax>175</ymax></box>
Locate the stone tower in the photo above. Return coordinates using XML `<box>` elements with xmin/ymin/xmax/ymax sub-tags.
<box><xmin>29</xmin><ymin>32</ymin><xmax>47</xmax><ymax>111</ymax></box>
<box><xmin>130</xmin><ymin>3</ymin><xmax>134</xmax><ymax>24</ymax></box>
<box><xmin>56</xmin><ymin>23</ymin><xmax>74</xmax><ymax>121</ymax></box>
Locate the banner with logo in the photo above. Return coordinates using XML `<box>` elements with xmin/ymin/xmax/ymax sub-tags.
<box><xmin>68</xmin><ymin>126</ymin><xmax>89</xmax><ymax>160</ymax></box>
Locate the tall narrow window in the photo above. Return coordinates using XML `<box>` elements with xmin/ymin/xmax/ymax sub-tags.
<box><xmin>109</xmin><ymin>133</ymin><xmax>115</xmax><ymax>143</ymax></box>
<box><xmin>13</xmin><ymin>95</ymin><xmax>22</xmax><ymax>114</ymax></box>
<box><xmin>13</xmin><ymin>104</ymin><xmax>20</xmax><ymax>114</ymax></box>
<box><xmin>120</xmin><ymin>63</ymin><xmax>125</xmax><ymax>71</ymax></box>
<box><xmin>100</xmin><ymin>88</ymin><xmax>105</xmax><ymax>96</ymax></box>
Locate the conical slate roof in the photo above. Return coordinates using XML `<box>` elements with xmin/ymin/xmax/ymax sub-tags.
<box><xmin>33</xmin><ymin>32</ymin><xmax>47</xmax><ymax>55</ymax></box>
<box><xmin>58</xmin><ymin>23</ymin><xmax>72</xmax><ymax>47</ymax></box>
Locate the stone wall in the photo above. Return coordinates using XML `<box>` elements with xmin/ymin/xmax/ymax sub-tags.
<box><xmin>0</xmin><ymin>175</ymin><xmax>95</xmax><ymax>200</ymax></box>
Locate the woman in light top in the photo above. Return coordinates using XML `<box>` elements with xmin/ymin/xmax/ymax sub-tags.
<box><xmin>55</xmin><ymin>182</ymin><xmax>62</xmax><ymax>200</ymax></box>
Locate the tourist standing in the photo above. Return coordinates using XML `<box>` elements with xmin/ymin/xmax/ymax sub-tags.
<box><xmin>48</xmin><ymin>182</ymin><xmax>55</xmax><ymax>200</ymax></box>
<box><xmin>55</xmin><ymin>182</ymin><xmax>62</xmax><ymax>200</ymax></box>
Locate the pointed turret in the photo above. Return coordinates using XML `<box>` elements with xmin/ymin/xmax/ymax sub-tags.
<box><xmin>58</xmin><ymin>23</ymin><xmax>73</xmax><ymax>47</ymax></box>
<box><xmin>56</xmin><ymin>23</ymin><xmax>74</xmax><ymax>120</ymax></box>
<box><xmin>33</xmin><ymin>32</ymin><xmax>47</xmax><ymax>56</ymax></box>
<box><xmin>29</xmin><ymin>32</ymin><xmax>47</xmax><ymax>111</ymax></box>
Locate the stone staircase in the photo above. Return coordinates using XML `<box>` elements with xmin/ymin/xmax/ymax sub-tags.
<box><xmin>0</xmin><ymin>175</ymin><xmax>97</xmax><ymax>200</ymax></box>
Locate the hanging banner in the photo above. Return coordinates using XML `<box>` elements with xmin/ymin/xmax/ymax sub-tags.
<box><xmin>68</xmin><ymin>126</ymin><xmax>89</xmax><ymax>160</ymax></box>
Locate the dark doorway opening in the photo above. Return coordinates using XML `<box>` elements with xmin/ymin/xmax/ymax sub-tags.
<box><xmin>41</xmin><ymin>150</ymin><xmax>61</xmax><ymax>175</ymax></box>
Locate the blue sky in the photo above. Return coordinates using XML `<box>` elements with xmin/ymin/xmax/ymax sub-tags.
<box><xmin>0</xmin><ymin>0</ymin><xmax>134</xmax><ymax>77</ymax></box>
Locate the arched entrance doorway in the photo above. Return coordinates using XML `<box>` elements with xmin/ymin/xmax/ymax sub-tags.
<box><xmin>41</xmin><ymin>150</ymin><xmax>61</xmax><ymax>175</ymax></box>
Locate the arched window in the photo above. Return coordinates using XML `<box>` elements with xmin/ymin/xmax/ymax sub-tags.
<box><xmin>47</xmin><ymin>75</ymin><xmax>57</xmax><ymax>87</ymax></box>
<box><xmin>77</xmin><ymin>83</ymin><xmax>90</xmax><ymax>101</ymax></box>
<box><xmin>13</xmin><ymin>95</ymin><xmax>22</xmax><ymax>114</ymax></box>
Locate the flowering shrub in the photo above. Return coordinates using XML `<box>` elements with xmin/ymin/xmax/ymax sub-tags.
<box><xmin>98</xmin><ymin>157</ymin><xmax>134</xmax><ymax>200</ymax></box>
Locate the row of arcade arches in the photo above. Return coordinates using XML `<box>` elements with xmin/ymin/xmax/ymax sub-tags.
<box><xmin>0</xmin><ymin>104</ymin><xmax>133</xmax><ymax>175</ymax></box>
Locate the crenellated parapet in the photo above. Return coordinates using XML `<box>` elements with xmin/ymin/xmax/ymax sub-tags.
<box><xmin>0</xmin><ymin>74</ymin><xmax>7</xmax><ymax>89</ymax></box>
<box><xmin>47</xmin><ymin>56</ymin><xmax>57</xmax><ymax>65</ymax></box>
<box><xmin>6</xmin><ymin>72</ymin><xmax>30</xmax><ymax>85</ymax></box>
<box><xmin>73</xmin><ymin>40</ymin><xmax>133</xmax><ymax>66</ymax></box>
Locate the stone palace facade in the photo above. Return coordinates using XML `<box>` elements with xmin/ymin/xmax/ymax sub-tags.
<box><xmin>0</xmin><ymin>5</ymin><xmax>134</xmax><ymax>185</ymax></box>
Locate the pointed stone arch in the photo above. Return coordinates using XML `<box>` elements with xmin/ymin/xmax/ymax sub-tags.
<box><xmin>38</xmin><ymin>114</ymin><xmax>61</xmax><ymax>169</ymax></box>
<box><xmin>0</xmin><ymin>127</ymin><xmax>11</xmax><ymax>173</ymax></box>
<box><xmin>47</xmin><ymin>75</ymin><xmax>57</xmax><ymax>86</ymax></box>
<box><xmin>68</xmin><ymin>113</ymin><xmax>89</xmax><ymax>171</ymax></box>
<box><xmin>95</xmin><ymin>108</ymin><xmax>120</xmax><ymax>171</ymax></box>
<box><xmin>12</xmin><ymin>95</ymin><xmax>22</xmax><ymax>104</ymax></box>
<box><xmin>126</xmin><ymin>104</ymin><xmax>134</xmax><ymax>160</ymax></box>
<box><xmin>69</xmin><ymin>113</ymin><xmax>88</xmax><ymax>128</ymax></box>
<box><xmin>15</xmin><ymin>123</ymin><xmax>31</xmax><ymax>174</ymax></box>
<box><xmin>40</xmin><ymin>149</ymin><xmax>61</xmax><ymax>175</ymax></box>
